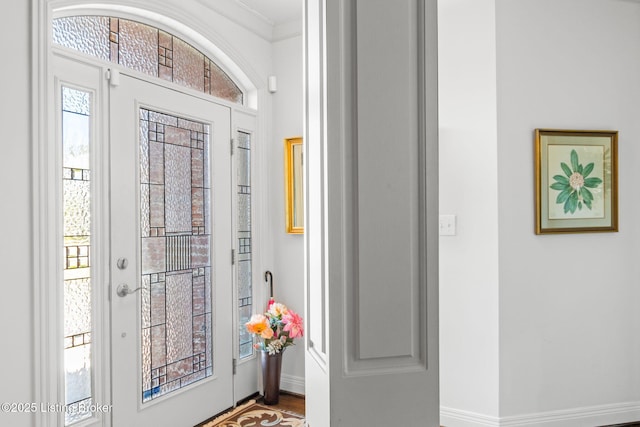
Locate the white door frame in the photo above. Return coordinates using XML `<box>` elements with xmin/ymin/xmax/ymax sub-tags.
<box><xmin>32</xmin><ymin>2</ymin><xmax>268</xmax><ymax>425</ymax></box>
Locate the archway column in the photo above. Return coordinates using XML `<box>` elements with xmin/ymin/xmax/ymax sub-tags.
<box><xmin>303</xmin><ymin>1</ymin><xmax>440</xmax><ymax>425</ymax></box>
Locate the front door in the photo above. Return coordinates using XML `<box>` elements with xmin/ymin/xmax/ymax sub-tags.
<box><xmin>109</xmin><ymin>73</ymin><xmax>233</xmax><ymax>426</ymax></box>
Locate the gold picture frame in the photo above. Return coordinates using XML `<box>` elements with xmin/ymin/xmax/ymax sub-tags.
<box><xmin>535</xmin><ymin>129</ymin><xmax>618</xmax><ymax>234</ymax></box>
<box><xmin>284</xmin><ymin>137</ymin><xmax>304</xmax><ymax>234</ymax></box>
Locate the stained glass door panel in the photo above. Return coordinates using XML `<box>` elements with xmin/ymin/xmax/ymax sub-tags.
<box><xmin>139</xmin><ymin>108</ymin><xmax>213</xmax><ymax>401</ymax></box>
<box><xmin>110</xmin><ymin>73</ymin><xmax>233</xmax><ymax>427</ymax></box>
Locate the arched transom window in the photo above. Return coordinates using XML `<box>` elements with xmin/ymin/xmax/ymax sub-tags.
<box><xmin>53</xmin><ymin>16</ymin><xmax>244</xmax><ymax>104</ymax></box>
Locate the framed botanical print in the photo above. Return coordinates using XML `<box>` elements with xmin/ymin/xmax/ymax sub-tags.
<box><xmin>535</xmin><ymin>129</ymin><xmax>618</xmax><ymax>234</ymax></box>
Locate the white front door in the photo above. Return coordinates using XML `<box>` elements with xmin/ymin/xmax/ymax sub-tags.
<box><xmin>110</xmin><ymin>73</ymin><xmax>234</xmax><ymax>426</ymax></box>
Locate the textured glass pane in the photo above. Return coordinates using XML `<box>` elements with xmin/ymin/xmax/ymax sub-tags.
<box><xmin>166</xmin><ymin>273</ymin><xmax>194</xmax><ymax>363</ymax></box>
<box><xmin>150</xmin><ymin>184</ymin><xmax>165</xmax><ymax>228</ymax></box>
<box><xmin>62</xmin><ymin>87</ymin><xmax>91</xmax><ymax>116</ymax></box>
<box><xmin>142</xmin><ymin>328</ymin><xmax>151</xmax><ymax>392</ymax></box>
<box><xmin>151</xmin><ymin>324</ymin><xmax>167</xmax><ymax>369</ymax></box>
<box><xmin>173</xmin><ymin>37</ymin><xmax>205</xmax><ymax>92</ymax></box>
<box><xmin>193</xmin><ymin>314</ymin><xmax>206</xmax><ymax>353</ymax></box>
<box><xmin>238</xmin><ymin>261</ymin><xmax>252</xmax><ymax>299</ymax></box>
<box><xmin>63</xmin><ymin>180</ymin><xmax>91</xmax><ymax>238</ymax></box>
<box><xmin>141</xmin><ymin>275</ymin><xmax>151</xmax><ymax>329</ymax></box>
<box><xmin>63</xmin><ymin>112</ymin><xmax>90</xmax><ymax>170</ymax></box>
<box><xmin>237</xmin><ymin>130</ymin><xmax>250</xmax><ymax>149</ymax></box>
<box><xmin>204</xmin><ymin>132</ymin><xmax>211</xmax><ymax>194</ymax></box>
<box><xmin>239</xmin><ymin>302</ymin><xmax>253</xmax><ymax>359</ymax></box>
<box><xmin>237</xmin><ymin>144</ymin><xmax>250</xmax><ymax>187</ymax></box>
<box><xmin>65</xmin><ymin>397</ymin><xmax>92</xmax><ymax>426</ymax></box>
<box><xmin>151</xmin><ymin>277</ymin><xmax>166</xmax><ymax>326</ymax></box>
<box><xmin>140</xmin><ymin>116</ymin><xmax>149</xmax><ymax>185</ymax></box>
<box><xmin>140</xmin><ymin>184</ymin><xmax>150</xmax><ymax>238</ymax></box>
<box><xmin>205</xmin><ymin>267</ymin><xmax>211</xmax><ymax>315</ymax></box>
<box><xmin>209</xmin><ymin>60</ymin><xmax>243</xmax><ymax>104</ymax></box>
<box><xmin>165</xmin><ymin>125</ymin><xmax>191</xmax><ymax>148</ymax></box>
<box><xmin>237</xmin><ymin>131</ymin><xmax>253</xmax><ymax>359</ymax></box>
<box><xmin>149</xmin><ymin>142</ymin><xmax>165</xmax><ymax>184</ymax></box>
<box><xmin>64</xmin><ymin>279</ymin><xmax>91</xmax><ymax>337</ymax></box>
<box><xmin>238</xmin><ymin>193</ymin><xmax>251</xmax><ymax>233</ymax></box>
<box><xmin>53</xmin><ymin>16</ymin><xmax>110</xmax><ymax>61</ymax></box>
<box><xmin>141</xmin><ymin>109</ymin><xmax>212</xmax><ymax>402</ymax></box>
<box><xmin>192</xmin><ymin>147</ymin><xmax>204</xmax><ymax>188</ymax></box>
<box><xmin>64</xmin><ymin>344</ymin><xmax>92</xmax><ymax>425</ymax></box>
<box><xmin>158</xmin><ymin>30</ymin><xmax>174</xmax><ymax>81</ymax></box>
<box><xmin>62</xmin><ymin>87</ymin><xmax>92</xmax><ymax>425</ymax></box>
<box><xmin>54</xmin><ymin>16</ymin><xmax>244</xmax><ymax>104</ymax></box>
<box><xmin>149</xmin><ymin>111</ymin><xmax>178</xmax><ymax>127</ymax></box>
<box><xmin>141</xmin><ymin>237</ymin><xmax>166</xmax><ymax>274</ymax></box>
<box><xmin>118</xmin><ymin>19</ymin><xmax>159</xmax><ymax>77</ymax></box>
<box><xmin>192</xmin><ymin>188</ymin><xmax>204</xmax><ymax>227</ymax></box>
<box><xmin>165</xmin><ymin>144</ymin><xmax>192</xmax><ymax>233</ymax></box>
<box><xmin>65</xmin><ymin>345</ymin><xmax>91</xmax><ymax>403</ymax></box>
<box><xmin>193</xmin><ymin>276</ymin><xmax>205</xmax><ymax>316</ymax></box>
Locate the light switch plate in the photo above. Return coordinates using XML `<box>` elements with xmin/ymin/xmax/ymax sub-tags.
<box><xmin>439</xmin><ymin>214</ymin><xmax>456</xmax><ymax>236</ymax></box>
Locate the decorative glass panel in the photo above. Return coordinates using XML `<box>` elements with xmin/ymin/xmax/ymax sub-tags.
<box><xmin>62</xmin><ymin>86</ymin><xmax>93</xmax><ymax>426</ymax></box>
<box><xmin>173</xmin><ymin>37</ymin><xmax>205</xmax><ymax>92</ymax></box>
<box><xmin>53</xmin><ymin>16</ymin><xmax>110</xmax><ymax>61</ymax></box>
<box><xmin>53</xmin><ymin>16</ymin><xmax>243</xmax><ymax>104</ymax></box>
<box><xmin>237</xmin><ymin>131</ymin><xmax>253</xmax><ymax>359</ymax></box>
<box><xmin>140</xmin><ymin>108</ymin><xmax>212</xmax><ymax>402</ymax></box>
<box><xmin>118</xmin><ymin>19</ymin><xmax>159</xmax><ymax>76</ymax></box>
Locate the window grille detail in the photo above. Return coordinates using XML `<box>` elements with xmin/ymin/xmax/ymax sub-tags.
<box><xmin>53</xmin><ymin>16</ymin><xmax>243</xmax><ymax>104</ymax></box>
<box><xmin>62</xmin><ymin>86</ymin><xmax>93</xmax><ymax>426</ymax></box>
<box><xmin>139</xmin><ymin>108</ymin><xmax>213</xmax><ymax>402</ymax></box>
<box><xmin>237</xmin><ymin>131</ymin><xmax>253</xmax><ymax>359</ymax></box>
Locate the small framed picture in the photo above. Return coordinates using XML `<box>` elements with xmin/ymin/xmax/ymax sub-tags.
<box><xmin>535</xmin><ymin>129</ymin><xmax>618</xmax><ymax>234</ymax></box>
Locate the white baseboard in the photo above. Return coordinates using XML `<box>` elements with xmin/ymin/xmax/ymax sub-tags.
<box><xmin>441</xmin><ymin>407</ymin><xmax>500</xmax><ymax>427</ymax></box>
<box><xmin>280</xmin><ymin>373</ymin><xmax>305</xmax><ymax>396</ymax></box>
<box><xmin>441</xmin><ymin>402</ymin><xmax>640</xmax><ymax>427</ymax></box>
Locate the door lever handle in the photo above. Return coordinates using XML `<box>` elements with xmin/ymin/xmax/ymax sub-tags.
<box><xmin>116</xmin><ymin>283</ymin><xmax>142</xmax><ymax>297</ymax></box>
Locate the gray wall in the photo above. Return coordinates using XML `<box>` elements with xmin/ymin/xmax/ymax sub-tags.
<box><xmin>0</xmin><ymin>2</ymin><xmax>34</xmax><ymax>427</ymax></box>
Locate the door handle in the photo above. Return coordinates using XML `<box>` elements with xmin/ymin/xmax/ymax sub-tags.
<box><xmin>116</xmin><ymin>283</ymin><xmax>142</xmax><ymax>297</ymax></box>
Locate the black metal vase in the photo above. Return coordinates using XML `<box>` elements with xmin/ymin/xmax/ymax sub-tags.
<box><xmin>261</xmin><ymin>350</ymin><xmax>283</xmax><ymax>405</ymax></box>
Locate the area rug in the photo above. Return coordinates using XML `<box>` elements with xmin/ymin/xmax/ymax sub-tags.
<box><xmin>202</xmin><ymin>400</ymin><xmax>305</xmax><ymax>427</ymax></box>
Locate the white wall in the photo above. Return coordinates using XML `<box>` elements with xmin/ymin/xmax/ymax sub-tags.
<box><xmin>270</xmin><ymin>33</ymin><xmax>305</xmax><ymax>394</ymax></box>
<box><xmin>497</xmin><ymin>0</ymin><xmax>640</xmax><ymax>424</ymax></box>
<box><xmin>440</xmin><ymin>0</ymin><xmax>640</xmax><ymax>425</ymax></box>
<box><xmin>0</xmin><ymin>2</ymin><xmax>34</xmax><ymax>427</ymax></box>
<box><xmin>438</xmin><ymin>0</ymin><xmax>500</xmax><ymax>424</ymax></box>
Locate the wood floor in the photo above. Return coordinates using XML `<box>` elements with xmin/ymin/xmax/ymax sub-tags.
<box><xmin>256</xmin><ymin>392</ymin><xmax>305</xmax><ymax>417</ymax></box>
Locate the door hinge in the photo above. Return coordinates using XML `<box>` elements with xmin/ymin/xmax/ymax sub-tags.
<box><xmin>108</xmin><ymin>283</ymin><xmax>112</xmax><ymax>302</ymax></box>
<box><xmin>231</xmin><ymin>249</ymin><xmax>236</xmax><ymax>265</ymax></box>
<box><xmin>230</xmin><ymin>138</ymin><xmax>235</xmax><ymax>155</ymax></box>
<box><xmin>233</xmin><ymin>358</ymin><xmax>237</xmax><ymax>375</ymax></box>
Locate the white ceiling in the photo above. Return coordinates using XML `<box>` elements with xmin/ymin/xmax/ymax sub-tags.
<box><xmin>232</xmin><ymin>0</ymin><xmax>302</xmax><ymax>26</ymax></box>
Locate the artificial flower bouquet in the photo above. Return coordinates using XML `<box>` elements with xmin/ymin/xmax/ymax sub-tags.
<box><xmin>245</xmin><ymin>302</ymin><xmax>304</xmax><ymax>355</ymax></box>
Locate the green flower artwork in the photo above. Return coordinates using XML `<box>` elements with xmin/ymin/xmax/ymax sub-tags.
<box><xmin>549</xmin><ymin>149</ymin><xmax>603</xmax><ymax>214</ymax></box>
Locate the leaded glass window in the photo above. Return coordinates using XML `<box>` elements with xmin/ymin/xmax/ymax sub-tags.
<box><xmin>53</xmin><ymin>16</ymin><xmax>243</xmax><ymax>104</ymax></box>
<box><xmin>139</xmin><ymin>108</ymin><xmax>213</xmax><ymax>402</ymax></box>
<box><xmin>62</xmin><ymin>86</ymin><xmax>93</xmax><ymax>426</ymax></box>
<box><xmin>237</xmin><ymin>131</ymin><xmax>253</xmax><ymax>359</ymax></box>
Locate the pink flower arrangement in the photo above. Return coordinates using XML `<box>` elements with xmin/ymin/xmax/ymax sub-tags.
<box><xmin>245</xmin><ymin>302</ymin><xmax>304</xmax><ymax>355</ymax></box>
